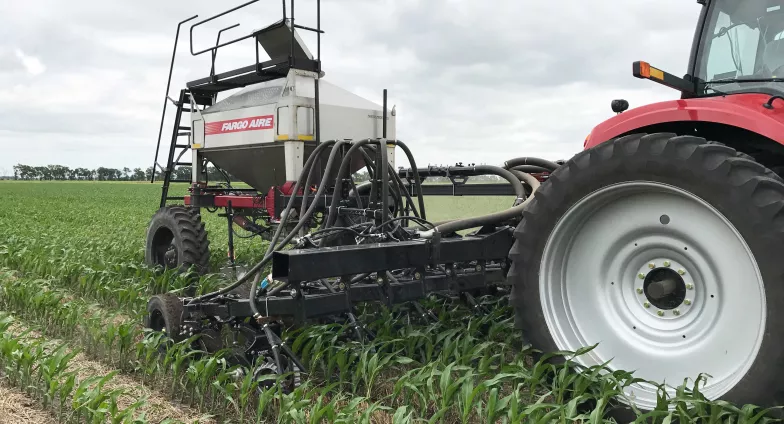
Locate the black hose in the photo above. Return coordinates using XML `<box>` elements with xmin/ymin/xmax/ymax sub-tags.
<box><xmin>511</xmin><ymin>165</ymin><xmax>550</xmax><ymax>174</ymax></box>
<box><xmin>325</xmin><ymin>139</ymin><xmax>379</xmax><ymax>228</ymax></box>
<box><xmin>503</xmin><ymin>157</ymin><xmax>560</xmax><ymax>171</ymax></box>
<box><xmin>422</xmin><ymin>171</ymin><xmax>540</xmax><ymax>236</ymax></box>
<box><xmin>360</xmin><ymin>146</ymin><xmax>412</xmax><ymax>218</ymax></box>
<box><xmin>394</xmin><ymin>141</ymin><xmax>427</xmax><ymax>220</ymax></box>
<box><xmin>300</xmin><ymin>140</ymin><xmax>337</xmax><ymax>221</ymax></box>
<box><xmin>253</xmin><ymin>139</ymin><xmax>357</xmax><ymax>303</ymax></box>
<box><xmin>187</xmin><ymin>140</ymin><xmax>346</xmax><ymax>305</ymax></box>
<box><xmin>468</xmin><ymin>165</ymin><xmax>526</xmax><ymax>205</ymax></box>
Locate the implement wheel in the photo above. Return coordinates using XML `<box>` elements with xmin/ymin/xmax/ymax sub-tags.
<box><xmin>145</xmin><ymin>206</ymin><xmax>210</xmax><ymax>275</ymax></box>
<box><xmin>144</xmin><ymin>293</ymin><xmax>185</xmax><ymax>344</ymax></box>
<box><xmin>509</xmin><ymin>133</ymin><xmax>784</xmax><ymax>413</ymax></box>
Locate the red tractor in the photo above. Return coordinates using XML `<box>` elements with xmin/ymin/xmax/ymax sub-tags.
<box><xmin>511</xmin><ymin>0</ymin><xmax>784</xmax><ymax>414</ymax></box>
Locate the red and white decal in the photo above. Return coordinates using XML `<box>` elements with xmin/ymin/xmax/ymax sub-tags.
<box><xmin>204</xmin><ymin>115</ymin><xmax>274</xmax><ymax>135</ymax></box>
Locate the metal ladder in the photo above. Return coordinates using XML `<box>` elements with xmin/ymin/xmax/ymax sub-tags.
<box><xmin>156</xmin><ymin>89</ymin><xmax>194</xmax><ymax>208</ymax></box>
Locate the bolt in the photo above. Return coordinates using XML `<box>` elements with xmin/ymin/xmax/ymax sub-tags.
<box><xmin>643</xmin><ymin>302</ymin><xmax>650</xmax><ymax>308</ymax></box>
<box><xmin>475</xmin><ymin>264</ymin><xmax>483</xmax><ymax>272</ymax></box>
<box><xmin>663</xmin><ymin>261</ymin><xmax>671</xmax><ymax>267</ymax></box>
<box><xmin>673</xmin><ymin>309</ymin><xmax>681</xmax><ymax>316</ymax></box>
<box><xmin>648</xmin><ymin>263</ymin><xmax>655</xmax><ymax>269</ymax></box>
<box><xmin>290</xmin><ymin>288</ymin><xmax>299</xmax><ymax>299</ymax></box>
<box><xmin>686</xmin><ymin>283</ymin><xmax>694</xmax><ymax>290</ymax></box>
<box><xmin>657</xmin><ymin>310</ymin><xmax>664</xmax><ymax>317</ymax></box>
<box><xmin>684</xmin><ymin>299</ymin><xmax>692</xmax><ymax>305</ymax></box>
<box><xmin>377</xmin><ymin>277</ymin><xmax>385</xmax><ymax>285</ymax></box>
<box><xmin>638</xmin><ymin>273</ymin><xmax>646</xmax><ymax>279</ymax></box>
<box><xmin>338</xmin><ymin>282</ymin><xmax>346</xmax><ymax>291</ymax></box>
<box><xmin>678</xmin><ymin>269</ymin><xmax>686</xmax><ymax>275</ymax></box>
<box><xmin>636</xmin><ymin>288</ymin><xmax>643</xmax><ymax>294</ymax></box>
<box><xmin>414</xmin><ymin>272</ymin><xmax>422</xmax><ymax>280</ymax></box>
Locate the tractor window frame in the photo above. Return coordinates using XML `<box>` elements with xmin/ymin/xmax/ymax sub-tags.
<box><xmin>694</xmin><ymin>0</ymin><xmax>784</xmax><ymax>97</ymax></box>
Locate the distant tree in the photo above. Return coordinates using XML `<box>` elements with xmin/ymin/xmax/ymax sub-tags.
<box><xmin>173</xmin><ymin>166</ymin><xmax>192</xmax><ymax>181</ymax></box>
<box><xmin>145</xmin><ymin>167</ymin><xmax>161</xmax><ymax>181</ymax></box>
<box><xmin>132</xmin><ymin>168</ymin><xmax>145</xmax><ymax>181</ymax></box>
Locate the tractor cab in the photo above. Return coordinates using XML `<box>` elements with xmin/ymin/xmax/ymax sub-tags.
<box><xmin>696</xmin><ymin>0</ymin><xmax>784</xmax><ymax>97</ymax></box>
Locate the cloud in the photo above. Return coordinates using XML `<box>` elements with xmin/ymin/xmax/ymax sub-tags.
<box><xmin>13</xmin><ymin>49</ymin><xmax>45</xmax><ymax>76</ymax></box>
<box><xmin>0</xmin><ymin>0</ymin><xmax>703</xmax><ymax>174</ymax></box>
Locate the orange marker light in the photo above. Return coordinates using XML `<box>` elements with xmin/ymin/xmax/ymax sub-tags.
<box><xmin>639</xmin><ymin>61</ymin><xmax>651</xmax><ymax>78</ymax></box>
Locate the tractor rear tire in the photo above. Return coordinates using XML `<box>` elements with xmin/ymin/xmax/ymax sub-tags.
<box><xmin>509</xmin><ymin>133</ymin><xmax>784</xmax><ymax>415</ymax></box>
<box><xmin>145</xmin><ymin>206</ymin><xmax>210</xmax><ymax>275</ymax></box>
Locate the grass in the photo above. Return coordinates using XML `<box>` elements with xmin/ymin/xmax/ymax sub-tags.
<box><xmin>0</xmin><ymin>180</ymin><xmax>781</xmax><ymax>423</ymax></box>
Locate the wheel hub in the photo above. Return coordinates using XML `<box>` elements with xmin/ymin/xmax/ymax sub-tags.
<box><xmin>633</xmin><ymin>259</ymin><xmax>695</xmax><ymax>319</ymax></box>
<box><xmin>643</xmin><ymin>268</ymin><xmax>684</xmax><ymax>308</ymax></box>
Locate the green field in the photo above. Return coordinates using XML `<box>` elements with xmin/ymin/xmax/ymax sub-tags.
<box><xmin>0</xmin><ymin>181</ymin><xmax>773</xmax><ymax>423</ymax></box>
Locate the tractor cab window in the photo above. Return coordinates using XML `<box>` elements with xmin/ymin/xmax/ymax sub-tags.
<box><xmin>697</xmin><ymin>0</ymin><xmax>784</xmax><ymax>95</ymax></box>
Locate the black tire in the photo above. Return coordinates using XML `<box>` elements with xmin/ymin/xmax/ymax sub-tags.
<box><xmin>145</xmin><ymin>206</ymin><xmax>210</xmax><ymax>275</ymax></box>
<box><xmin>508</xmin><ymin>133</ymin><xmax>784</xmax><ymax>415</ymax></box>
<box><xmin>144</xmin><ymin>293</ymin><xmax>185</xmax><ymax>343</ymax></box>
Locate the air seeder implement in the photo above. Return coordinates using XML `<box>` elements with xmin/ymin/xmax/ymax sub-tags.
<box><xmin>145</xmin><ymin>0</ymin><xmax>784</xmax><ymax>414</ymax></box>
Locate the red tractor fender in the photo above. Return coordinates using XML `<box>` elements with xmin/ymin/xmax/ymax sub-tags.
<box><xmin>585</xmin><ymin>93</ymin><xmax>784</xmax><ymax>149</ymax></box>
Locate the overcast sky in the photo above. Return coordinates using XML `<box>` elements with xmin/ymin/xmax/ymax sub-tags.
<box><xmin>0</xmin><ymin>0</ymin><xmax>703</xmax><ymax>175</ymax></box>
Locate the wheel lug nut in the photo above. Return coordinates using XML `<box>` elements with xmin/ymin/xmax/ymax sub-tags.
<box><xmin>663</xmin><ymin>261</ymin><xmax>671</xmax><ymax>267</ymax></box>
<box><xmin>686</xmin><ymin>283</ymin><xmax>694</xmax><ymax>290</ymax></box>
<box><xmin>648</xmin><ymin>263</ymin><xmax>655</xmax><ymax>269</ymax></box>
<box><xmin>673</xmin><ymin>309</ymin><xmax>680</xmax><ymax>316</ymax></box>
<box><xmin>636</xmin><ymin>288</ymin><xmax>643</xmax><ymax>294</ymax></box>
<box><xmin>643</xmin><ymin>302</ymin><xmax>650</xmax><ymax>308</ymax></box>
<box><xmin>638</xmin><ymin>273</ymin><xmax>645</xmax><ymax>279</ymax></box>
<box><xmin>684</xmin><ymin>299</ymin><xmax>692</xmax><ymax>305</ymax></box>
<box><xmin>678</xmin><ymin>269</ymin><xmax>686</xmax><ymax>275</ymax></box>
<box><xmin>657</xmin><ymin>310</ymin><xmax>664</xmax><ymax>316</ymax></box>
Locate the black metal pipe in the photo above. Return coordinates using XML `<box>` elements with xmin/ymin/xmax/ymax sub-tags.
<box><xmin>317</xmin><ymin>0</ymin><xmax>321</xmax><ymax>59</ymax></box>
<box><xmin>382</xmin><ymin>89</ymin><xmax>387</xmax><ymax>139</ymax></box>
<box><xmin>227</xmin><ymin>200</ymin><xmax>235</xmax><ymax>265</ymax></box>
<box><xmin>152</xmin><ymin>14</ymin><xmax>198</xmax><ymax>184</ymax></box>
<box><xmin>210</xmin><ymin>23</ymin><xmax>240</xmax><ymax>82</ymax></box>
<box><xmin>290</xmin><ymin>0</ymin><xmax>295</xmax><ymax>60</ymax></box>
<box><xmin>189</xmin><ymin>0</ymin><xmax>257</xmax><ymax>56</ymax></box>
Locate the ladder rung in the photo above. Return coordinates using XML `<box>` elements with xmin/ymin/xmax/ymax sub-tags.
<box><xmin>177</xmin><ymin>132</ymin><xmax>191</xmax><ymax>137</ymax></box>
<box><xmin>174</xmin><ymin>144</ymin><xmax>190</xmax><ymax>148</ymax></box>
<box><xmin>166</xmin><ymin>196</ymin><xmax>185</xmax><ymax>200</ymax></box>
<box><xmin>174</xmin><ymin>162</ymin><xmax>192</xmax><ymax>166</ymax></box>
<box><xmin>182</xmin><ymin>108</ymin><xmax>194</xmax><ymax>112</ymax></box>
<box><xmin>170</xmin><ymin>179</ymin><xmax>192</xmax><ymax>183</ymax></box>
<box><xmin>178</xmin><ymin>126</ymin><xmax>191</xmax><ymax>131</ymax></box>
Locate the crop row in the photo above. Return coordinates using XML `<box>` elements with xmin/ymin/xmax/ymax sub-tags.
<box><xmin>6</xmin><ymin>264</ymin><xmax>770</xmax><ymax>423</ymax></box>
<box><xmin>0</xmin><ymin>312</ymin><xmax>185</xmax><ymax>423</ymax></box>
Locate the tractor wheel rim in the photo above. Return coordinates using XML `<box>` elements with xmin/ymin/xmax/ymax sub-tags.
<box><xmin>539</xmin><ymin>181</ymin><xmax>765</xmax><ymax>410</ymax></box>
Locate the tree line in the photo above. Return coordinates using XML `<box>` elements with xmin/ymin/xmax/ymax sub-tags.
<box><xmin>12</xmin><ymin>164</ymin><xmax>235</xmax><ymax>182</ymax></box>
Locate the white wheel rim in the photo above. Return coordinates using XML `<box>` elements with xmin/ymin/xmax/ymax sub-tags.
<box><xmin>540</xmin><ymin>181</ymin><xmax>766</xmax><ymax>410</ymax></box>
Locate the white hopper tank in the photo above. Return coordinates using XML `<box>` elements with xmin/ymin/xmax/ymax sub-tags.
<box><xmin>189</xmin><ymin>68</ymin><xmax>396</xmax><ymax>191</ymax></box>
